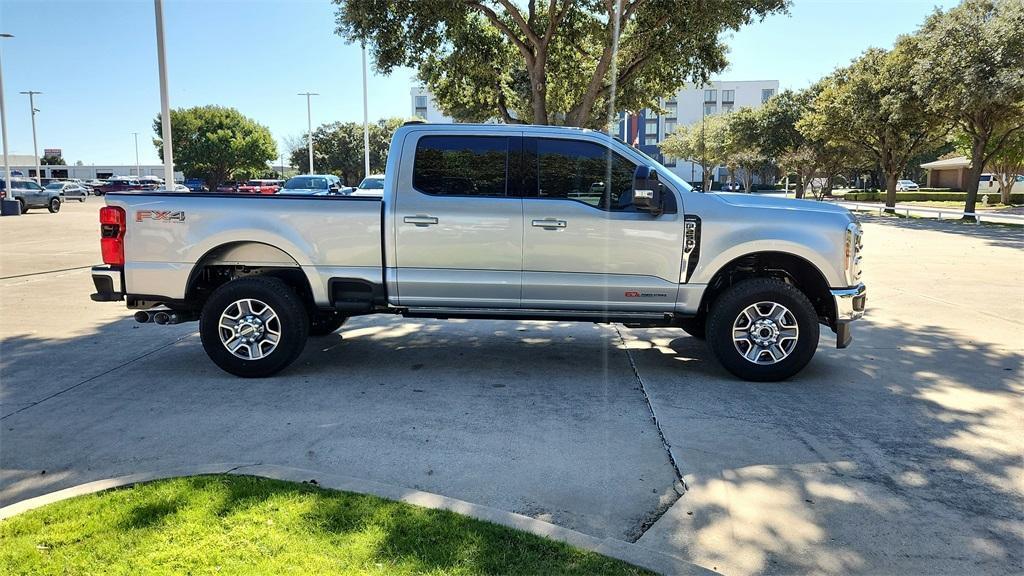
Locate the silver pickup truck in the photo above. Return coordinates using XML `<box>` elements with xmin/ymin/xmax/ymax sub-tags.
<box><xmin>91</xmin><ymin>123</ymin><xmax>865</xmax><ymax>381</ymax></box>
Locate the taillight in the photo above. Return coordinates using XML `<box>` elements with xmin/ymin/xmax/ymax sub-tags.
<box><xmin>100</xmin><ymin>206</ymin><xmax>126</xmax><ymax>265</ymax></box>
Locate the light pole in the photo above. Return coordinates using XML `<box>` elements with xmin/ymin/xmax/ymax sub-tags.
<box><xmin>132</xmin><ymin>132</ymin><xmax>140</xmax><ymax>177</ymax></box>
<box><xmin>298</xmin><ymin>92</ymin><xmax>318</xmax><ymax>174</ymax></box>
<box><xmin>154</xmin><ymin>0</ymin><xmax>174</xmax><ymax>184</ymax></box>
<box><xmin>0</xmin><ymin>33</ymin><xmax>16</xmax><ymax>216</ymax></box>
<box><xmin>361</xmin><ymin>46</ymin><xmax>370</xmax><ymax>179</ymax></box>
<box><xmin>20</xmin><ymin>90</ymin><xmax>42</xmax><ymax>184</ymax></box>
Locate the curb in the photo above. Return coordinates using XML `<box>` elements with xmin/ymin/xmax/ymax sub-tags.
<box><xmin>0</xmin><ymin>463</ymin><xmax>717</xmax><ymax>576</ymax></box>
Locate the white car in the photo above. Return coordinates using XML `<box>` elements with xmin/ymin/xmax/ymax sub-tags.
<box><xmin>349</xmin><ymin>174</ymin><xmax>385</xmax><ymax>197</ymax></box>
<box><xmin>896</xmin><ymin>180</ymin><xmax>920</xmax><ymax>191</ymax></box>
<box><xmin>45</xmin><ymin>181</ymin><xmax>90</xmax><ymax>202</ymax></box>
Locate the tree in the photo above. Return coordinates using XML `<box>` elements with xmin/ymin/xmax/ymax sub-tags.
<box><xmin>153</xmin><ymin>106</ymin><xmax>276</xmax><ymax>189</ymax></box>
<box><xmin>659</xmin><ymin>113</ymin><xmax>730</xmax><ymax>190</ymax></box>
<box><xmin>40</xmin><ymin>154</ymin><xmax>65</xmax><ymax>165</ymax></box>
<box><xmin>955</xmin><ymin>122</ymin><xmax>1024</xmax><ymax>204</ymax></box>
<box><xmin>724</xmin><ymin>106</ymin><xmax>766</xmax><ymax>192</ymax></box>
<box><xmin>911</xmin><ymin>0</ymin><xmax>1024</xmax><ymax>219</ymax></box>
<box><xmin>290</xmin><ymin>118</ymin><xmax>409</xmax><ymax>185</ymax></box>
<box><xmin>755</xmin><ymin>88</ymin><xmax>817</xmax><ymax>198</ymax></box>
<box><xmin>801</xmin><ymin>46</ymin><xmax>949</xmax><ymax>211</ymax></box>
<box><xmin>336</xmin><ymin>0</ymin><xmax>788</xmax><ymax>128</ymax></box>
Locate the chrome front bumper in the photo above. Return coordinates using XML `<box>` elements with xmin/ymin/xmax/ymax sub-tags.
<box><xmin>830</xmin><ymin>282</ymin><xmax>866</xmax><ymax>348</ymax></box>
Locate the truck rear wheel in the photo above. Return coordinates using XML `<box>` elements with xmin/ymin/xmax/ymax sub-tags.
<box><xmin>199</xmin><ymin>276</ymin><xmax>309</xmax><ymax>377</ymax></box>
<box><xmin>706</xmin><ymin>278</ymin><xmax>819</xmax><ymax>382</ymax></box>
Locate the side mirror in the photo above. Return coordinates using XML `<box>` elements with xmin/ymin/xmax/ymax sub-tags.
<box><xmin>632</xmin><ymin>165</ymin><xmax>663</xmax><ymax>216</ymax></box>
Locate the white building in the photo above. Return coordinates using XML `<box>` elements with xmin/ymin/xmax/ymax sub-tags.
<box><xmin>616</xmin><ymin>80</ymin><xmax>780</xmax><ymax>184</ymax></box>
<box><xmin>3</xmin><ymin>154</ymin><xmax>183</xmax><ymax>181</ymax></box>
<box><xmin>411</xmin><ymin>87</ymin><xmax>453</xmax><ymax>123</ymax></box>
<box><xmin>411</xmin><ymin>79</ymin><xmax>780</xmax><ymax>185</ymax></box>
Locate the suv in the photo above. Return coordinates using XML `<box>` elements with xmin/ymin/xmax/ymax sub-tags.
<box><xmin>1</xmin><ymin>178</ymin><xmax>63</xmax><ymax>213</ymax></box>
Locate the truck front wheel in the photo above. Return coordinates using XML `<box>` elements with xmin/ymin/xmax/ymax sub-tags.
<box><xmin>706</xmin><ymin>278</ymin><xmax>819</xmax><ymax>382</ymax></box>
<box><xmin>199</xmin><ymin>277</ymin><xmax>309</xmax><ymax>377</ymax></box>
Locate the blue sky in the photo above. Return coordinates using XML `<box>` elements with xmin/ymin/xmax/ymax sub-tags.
<box><xmin>1</xmin><ymin>0</ymin><xmax>959</xmax><ymax>165</ymax></box>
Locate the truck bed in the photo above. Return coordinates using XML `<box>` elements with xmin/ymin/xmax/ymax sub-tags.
<box><xmin>105</xmin><ymin>192</ymin><xmax>383</xmax><ymax>306</ymax></box>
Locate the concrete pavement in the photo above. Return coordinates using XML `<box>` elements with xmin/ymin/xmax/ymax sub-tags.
<box><xmin>1</xmin><ymin>202</ymin><xmax>1022</xmax><ymax>574</ymax></box>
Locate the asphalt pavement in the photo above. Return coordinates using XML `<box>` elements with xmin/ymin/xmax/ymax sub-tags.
<box><xmin>1</xmin><ymin>200</ymin><xmax>1021</xmax><ymax>574</ymax></box>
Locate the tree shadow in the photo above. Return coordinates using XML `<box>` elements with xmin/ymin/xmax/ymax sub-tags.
<box><xmin>619</xmin><ymin>317</ymin><xmax>1023</xmax><ymax>574</ymax></box>
<box><xmin>855</xmin><ymin>212</ymin><xmax>1024</xmax><ymax>250</ymax></box>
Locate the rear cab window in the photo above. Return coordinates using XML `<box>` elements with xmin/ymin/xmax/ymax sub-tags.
<box><xmin>412</xmin><ymin>135</ymin><xmax>508</xmax><ymax>197</ymax></box>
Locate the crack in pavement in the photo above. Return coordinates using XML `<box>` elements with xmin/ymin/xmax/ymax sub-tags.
<box><xmin>613</xmin><ymin>326</ymin><xmax>687</xmax><ymax>542</ymax></box>
<box><xmin>0</xmin><ymin>332</ymin><xmax>195</xmax><ymax>421</ymax></box>
<box><xmin>0</xmin><ymin>265</ymin><xmax>93</xmax><ymax>281</ymax></box>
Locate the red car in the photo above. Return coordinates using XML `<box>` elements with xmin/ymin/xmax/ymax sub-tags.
<box><xmin>236</xmin><ymin>179</ymin><xmax>282</xmax><ymax>194</ymax></box>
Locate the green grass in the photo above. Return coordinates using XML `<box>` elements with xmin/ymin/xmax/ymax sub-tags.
<box><xmin>0</xmin><ymin>475</ymin><xmax>650</xmax><ymax>576</ymax></box>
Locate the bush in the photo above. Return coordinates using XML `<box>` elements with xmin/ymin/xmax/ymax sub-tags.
<box><xmin>841</xmin><ymin>191</ymin><xmax>1023</xmax><ymax>203</ymax></box>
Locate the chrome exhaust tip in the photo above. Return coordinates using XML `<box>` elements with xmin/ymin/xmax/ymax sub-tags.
<box><xmin>134</xmin><ymin>311</ymin><xmax>153</xmax><ymax>323</ymax></box>
<box><xmin>153</xmin><ymin>311</ymin><xmax>171</xmax><ymax>325</ymax></box>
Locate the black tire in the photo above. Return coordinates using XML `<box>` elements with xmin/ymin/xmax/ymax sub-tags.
<box><xmin>677</xmin><ymin>316</ymin><xmax>706</xmax><ymax>340</ymax></box>
<box><xmin>309</xmin><ymin>312</ymin><xmax>347</xmax><ymax>336</ymax></box>
<box><xmin>48</xmin><ymin>197</ymin><xmax>61</xmax><ymax>213</ymax></box>
<box><xmin>706</xmin><ymin>278</ymin><xmax>819</xmax><ymax>382</ymax></box>
<box><xmin>199</xmin><ymin>276</ymin><xmax>309</xmax><ymax>377</ymax></box>
<box><xmin>18</xmin><ymin>200</ymin><xmax>27</xmax><ymax>213</ymax></box>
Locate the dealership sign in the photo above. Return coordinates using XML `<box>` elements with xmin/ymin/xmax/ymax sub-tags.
<box><xmin>44</xmin><ymin>148</ymin><xmax>62</xmax><ymax>157</ymax></box>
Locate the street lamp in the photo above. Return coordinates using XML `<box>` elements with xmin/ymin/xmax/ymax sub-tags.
<box><xmin>0</xmin><ymin>33</ymin><xmax>17</xmax><ymax>216</ymax></box>
<box><xmin>19</xmin><ymin>90</ymin><xmax>42</xmax><ymax>184</ymax></box>
<box><xmin>298</xmin><ymin>92</ymin><xmax>318</xmax><ymax>174</ymax></box>
<box><xmin>361</xmin><ymin>46</ymin><xmax>370</xmax><ymax>179</ymax></box>
<box><xmin>154</xmin><ymin>0</ymin><xmax>174</xmax><ymax>184</ymax></box>
<box><xmin>132</xmin><ymin>132</ymin><xmax>140</xmax><ymax>177</ymax></box>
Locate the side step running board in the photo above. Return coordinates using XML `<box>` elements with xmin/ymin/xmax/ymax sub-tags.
<box><xmin>401</xmin><ymin>307</ymin><xmax>677</xmax><ymax>325</ymax></box>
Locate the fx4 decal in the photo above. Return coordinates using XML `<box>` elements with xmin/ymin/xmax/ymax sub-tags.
<box><xmin>136</xmin><ymin>210</ymin><xmax>186</xmax><ymax>223</ymax></box>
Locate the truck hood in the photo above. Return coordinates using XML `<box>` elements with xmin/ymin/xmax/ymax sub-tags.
<box><xmin>713</xmin><ymin>192</ymin><xmax>853</xmax><ymax>216</ymax></box>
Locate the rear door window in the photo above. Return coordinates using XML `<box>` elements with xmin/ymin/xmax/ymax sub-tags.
<box><xmin>413</xmin><ymin>135</ymin><xmax>508</xmax><ymax>197</ymax></box>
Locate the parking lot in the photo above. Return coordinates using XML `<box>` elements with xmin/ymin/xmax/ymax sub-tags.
<box><xmin>1</xmin><ymin>199</ymin><xmax>1022</xmax><ymax>574</ymax></box>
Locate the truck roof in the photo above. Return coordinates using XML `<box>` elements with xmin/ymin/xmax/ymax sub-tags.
<box><xmin>396</xmin><ymin>122</ymin><xmax>614</xmax><ymax>140</ymax></box>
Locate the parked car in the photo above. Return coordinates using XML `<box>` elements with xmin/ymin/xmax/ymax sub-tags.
<box><xmin>349</xmin><ymin>174</ymin><xmax>385</xmax><ymax>197</ymax></box>
<box><xmin>184</xmin><ymin>178</ymin><xmax>208</xmax><ymax>192</ymax></box>
<box><xmin>215</xmin><ymin>181</ymin><xmax>240</xmax><ymax>193</ymax></box>
<box><xmin>722</xmin><ymin>182</ymin><xmax>745</xmax><ymax>192</ymax></box>
<box><xmin>277</xmin><ymin>175</ymin><xmax>345</xmax><ymax>195</ymax></box>
<box><xmin>1</xmin><ymin>177</ymin><xmax>63</xmax><ymax>213</ymax></box>
<box><xmin>237</xmin><ymin>179</ymin><xmax>282</xmax><ymax>195</ymax></box>
<box><xmin>896</xmin><ymin>180</ymin><xmax>920</xmax><ymax>191</ymax></box>
<box><xmin>138</xmin><ymin>175</ymin><xmax>165</xmax><ymax>190</ymax></box>
<box><xmin>45</xmin><ymin>181</ymin><xmax>90</xmax><ymax>202</ymax></box>
<box><xmin>91</xmin><ymin>123</ymin><xmax>866</xmax><ymax>382</ymax></box>
<box><xmin>94</xmin><ymin>178</ymin><xmax>144</xmax><ymax>195</ymax></box>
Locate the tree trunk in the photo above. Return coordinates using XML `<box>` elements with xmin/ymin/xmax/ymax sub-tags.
<box><xmin>963</xmin><ymin>136</ymin><xmax>986</xmax><ymax>222</ymax></box>
<box><xmin>794</xmin><ymin>174</ymin><xmax>804</xmax><ymax>199</ymax></box>
<box><xmin>884</xmin><ymin>173</ymin><xmax>898</xmax><ymax>214</ymax></box>
<box><xmin>528</xmin><ymin>59</ymin><xmax>548</xmax><ymax>124</ymax></box>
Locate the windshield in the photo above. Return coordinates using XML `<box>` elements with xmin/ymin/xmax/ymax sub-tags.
<box><xmin>358</xmin><ymin>177</ymin><xmax>384</xmax><ymax>189</ymax></box>
<box><xmin>284</xmin><ymin>177</ymin><xmax>328</xmax><ymax>189</ymax></box>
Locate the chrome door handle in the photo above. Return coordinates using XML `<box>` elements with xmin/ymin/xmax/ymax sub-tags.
<box><xmin>531</xmin><ymin>219</ymin><xmax>567</xmax><ymax>229</ymax></box>
<box><xmin>404</xmin><ymin>215</ymin><xmax>438</xmax><ymax>226</ymax></box>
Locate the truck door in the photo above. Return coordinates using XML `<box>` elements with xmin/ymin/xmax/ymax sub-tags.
<box><xmin>520</xmin><ymin>136</ymin><xmax>684</xmax><ymax>311</ymax></box>
<box><xmin>392</xmin><ymin>132</ymin><xmax>523</xmax><ymax>308</ymax></box>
